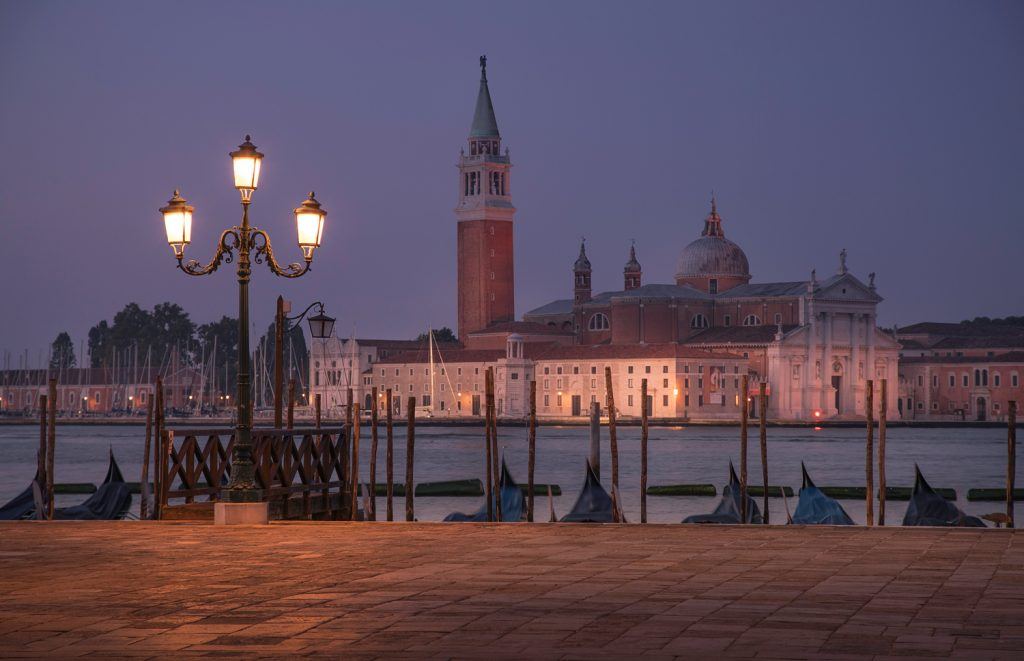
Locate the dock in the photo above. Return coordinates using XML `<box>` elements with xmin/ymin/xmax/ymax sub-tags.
<box><xmin>1</xmin><ymin>523</ymin><xmax>1022</xmax><ymax>657</ymax></box>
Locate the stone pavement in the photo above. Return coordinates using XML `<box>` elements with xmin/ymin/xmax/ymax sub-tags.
<box><xmin>0</xmin><ymin>523</ymin><xmax>1022</xmax><ymax>659</ymax></box>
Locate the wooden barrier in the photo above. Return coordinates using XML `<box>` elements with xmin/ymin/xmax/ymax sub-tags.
<box><xmin>158</xmin><ymin>427</ymin><xmax>350</xmax><ymax>520</ymax></box>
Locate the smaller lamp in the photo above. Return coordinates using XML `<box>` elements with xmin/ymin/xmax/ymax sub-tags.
<box><xmin>230</xmin><ymin>135</ymin><xmax>264</xmax><ymax>194</ymax></box>
<box><xmin>160</xmin><ymin>189</ymin><xmax>194</xmax><ymax>259</ymax></box>
<box><xmin>307</xmin><ymin>306</ymin><xmax>336</xmax><ymax>339</ymax></box>
<box><xmin>295</xmin><ymin>192</ymin><xmax>326</xmax><ymax>260</ymax></box>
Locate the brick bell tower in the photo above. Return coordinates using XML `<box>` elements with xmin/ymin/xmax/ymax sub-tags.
<box><xmin>456</xmin><ymin>55</ymin><xmax>515</xmax><ymax>340</ymax></box>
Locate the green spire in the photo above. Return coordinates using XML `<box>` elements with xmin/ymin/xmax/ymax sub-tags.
<box><xmin>470</xmin><ymin>55</ymin><xmax>500</xmax><ymax>138</ymax></box>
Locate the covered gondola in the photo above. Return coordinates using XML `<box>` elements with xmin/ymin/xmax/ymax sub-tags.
<box><xmin>559</xmin><ymin>460</ymin><xmax>615</xmax><ymax>523</ymax></box>
<box><xmin>54</xmin><ymin>449</ymin><xmax>132</xmax><ymax>520</ymax></box>
<box><xmin>683</xmin><ymin>462</ymin><xmax>763</xmax><ymax>524</ymax></box>
<box><xmin>443</xmin><ymin>458</ymin><xmax>524</xmax><ymax>522</ymax></box>
<box><xmin>0</xmin><ymin>469</ymin><xmax>44</xmax><ymax>521</ymax></box>
<box><xmin>902</xmin><ymin>465</ymin><xmax>984</xmax><ymax>527</ymax></box>
<box><xmin>791</xmin><ymin>462</ymin><xmax>854</xmax><ymax>525</ymax></box>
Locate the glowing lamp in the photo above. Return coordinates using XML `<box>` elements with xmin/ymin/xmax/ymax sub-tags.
<box><xmin>294</xmin><ymin>192</ymin><xmax>326</xmax><ymax>260</ymax></box>
<box><xmin>160</xmin><ymin>189</ymin><xmax>193</xmax><ymax>259</ymax></box>
<box><xmin>307</xmin><ymin>308</ymin><xmax>335</xmax><ymax>339</ymax></box>
<box><xmin>230</xmin><ymin>135</ymin><xmax>263</xmax><ymax>193</ymax></box>
<box><xmin>673</xmin><ymin>387</ymin><xmax>679</xmax><ymax>396</ymax></box>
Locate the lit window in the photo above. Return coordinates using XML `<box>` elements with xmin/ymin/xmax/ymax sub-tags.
<box><xmin>743</xmin><ymin>315</ymin><xmax>761</xmax><ymax>326</ymax></box>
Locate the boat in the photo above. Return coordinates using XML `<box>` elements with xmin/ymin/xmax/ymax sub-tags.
<box><xmin>0</xmin><ymin>468</ymin><xmax>44</xmax><ymax>521</ymax></box>
<box><xmin>559</xmin><ymin>460</ymin><xmax>615</xmax><ymax>523</ymax></box>
<box><xmin>683</xmin><ymin>462</ymin><xmax>763</xmax><ymax>524</ymax></box>
<box><xmin>902</xmin><ymin>465</ymin><xmax>984</xmax><ymax>527</ymax></box>
<box><xmin>54</xmin><ymin>449</ymin><xmax>132</xmax><ymax>520</ymax></box>
<box><xmin>443</xmin><ymin>457</ymin><xmax>524</xmax><ymax>522</ymax></box>
<box><xmin>791</xmin><ymin>462</ymin><xmax>854</xmax><ymax>525</ymax></box>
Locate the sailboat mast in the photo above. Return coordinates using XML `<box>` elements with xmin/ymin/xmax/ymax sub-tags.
<box><xmin>429</xmin><ymin>327</ymin><xmax>435</xmax><ymax>415</ymax></box>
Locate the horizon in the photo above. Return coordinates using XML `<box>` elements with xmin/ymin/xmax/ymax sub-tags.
<box><xmin>2</xmin><ymin>1</ymin><xmax>1023</xmax><ymax>359</ymax></box>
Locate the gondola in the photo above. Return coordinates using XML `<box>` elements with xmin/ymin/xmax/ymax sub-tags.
<box><xmin>443</xmin><ymin>457</ymin><xmax>524</xmax><ymax>522</ymax></box>
<box><xmin>0</xmin><ymin>469</ymin><xmax>44</xmax><ymax>521</ymax></box>
<box><xmin>559</xmin><ymin>460</ymin><xmax>615</xmax><ymax>523</ymax></box>
<box><xmin>54</xmin><ymin>449</ymin><xmax>132</xmax><ymax>521</ymax></box>
<box><xmin>683</xmin><ymin>462</ymin><xmax>763</xmax><ymax>524</ymax></box>
<box><xmin>902</xmin><ymin>465</ymin><xmax>984</xmax><ymax>527</ymax></box>
<box><xmin>791</xmin><ymin>462</ymin><xmax>854</xmax><ymax>525</ymax></box>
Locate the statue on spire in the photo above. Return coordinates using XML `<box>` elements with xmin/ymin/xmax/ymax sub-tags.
<box><xmin>839</xmin><ymin>248</ymin><xmax>848</xmax><ymax>274</ymax></box>
<box><xmin>479</xmin><ymin>54</ymin><xmax>487</xmax><ymax>81</ymax></box>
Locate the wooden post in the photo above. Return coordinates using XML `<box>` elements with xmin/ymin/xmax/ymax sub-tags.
<box><xmin>369</xmin><ymin>386</ymin><xmax>378</xmax><ymax>521</ymax></box>
<box><xmin>405</xmin><ymin>396</ymin><xmax>415</xmax><ymax>522</ymax></box>
<box><xmin>315</xmin><ymin>393</ymin><xmax>322</xmax><ymax>429</ymax></box>
<box><xmin>161</xmin><ymin>430</ymin><xmax>173</xmax><ymax>519</ymax></box>
<box><xmin>604</xmin><ymin>367</ymin><xmax>619</xmax><ymax>495</ymax></box>
<box><xmin>350</xmin><ymin>403</ymin><xmax>360</xmax><ymax>521</ymax></box>
<box><xmin>641</xmin><ymin>379</ymin><xmax>648</xmax><ymax>524</ymax></box>
<box><xmin>865</xmin><ymin>379</ymin><xmax>875</xmax><ymax>527</ymax></box>
<box><xmin>1008</xmin><ymin>400</ymin><xmax>1017</xmax><ymax>528</ymax></box>
<box><xmin>46</xmin><ymin>378</ymin><xmax>56</xmax><ymax>519</ymax></box>
<box><xmin>274</xmin><ymin>295</ymin><xmax>284</xmax><ymax>428</ymax></box>
<box><xmin>879</xmin><ymin>379</ymin><xmax>888</xmax><ymax>526</ymax></box>
<box><xmin>37</xmin><ymin>395</ymin><xmax>47</xmax><ymax>485</ymax></box>
<box><xmin>528</xmin><ymin>380</ymin><xmax>536</xmax><ymax>523</ymax></box>
<box><xmin>740</xmin><ymin>375</ymin><xmax>748</xmax><ymax>523</ymax></box>
<box><xmin>484</xmin><ymin>368</ymin><xmax>494</xmax><ymax>522</ymax></box>
<box><xmin>489</xmin><ymin>367</ymin><xmax>502</xmax><ymax>522</ymax></box>
<box><xmin>287</xmin><ymin>378</ymin><xmax>296</xmax><ymax>430</ymax></box>
<box><xmin>154</xmin><ymin>377</ymin><xmax>164</xmax><ymax>519</ymax></box>
<box><xmin>589</xmin><ymin>401</ymin><xmax>601</xmax><ymax>480</ymax></box>
<box><xmin>140</xmin><ymin>397</ymin><xmax>153</xmax><ymax>520</ymax></box>
<box><xmin>759</xmin><ymin>381</ymin><xmax>768</xmax><ymax>525</ymax></box>
<box><xmin>346</xmin><ymin>387</ymin><xmax>353</xmax><ymax>427</ymax></box>
<box><xmin>386</xmin><ymin>388</ymin><xmax>394</xmax><ymax>522</ymax></box>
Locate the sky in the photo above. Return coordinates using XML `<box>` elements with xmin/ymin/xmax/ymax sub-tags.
<box><xmin>1</xmin><ymin>1</ymin><xmax>1022</xmax><ymax>362</ymax></box>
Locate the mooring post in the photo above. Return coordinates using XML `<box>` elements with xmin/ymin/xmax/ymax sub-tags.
<box><xmin>1008</xmin><ymin>400</ymin><xmax>1017</xmax><ymax>528</ymax></box>
<box><xmin>879</xmin><ymin>379</ymin><xmax>888</xmax><ymax>526</ymax></box>
<box><xmin>37</xmin><ymin>394</ymin><xmax>47</xmax><ymax>489</ymax></box>
<box><xmin>604</xmin><ymin>367</ymin><xmax>619</xmax><ymax>495</ymax></box>
<box><xmin>740</xmin><ymin>375</ymin><xmax>749</xmax><ymax>523</ymax></box>
<box><xmin>46</xmin><ymin>378</ymin><xmax>56</xmax><ymax>520</ymax></box>
<box><xmin>287</xmin><ymin>378</ymin><xmax>295</xmax><ymax>430</ymax></box>
<box><xmin>484</xmin><ymin>368</ymin><xmax>494</xmax><ymax>522</ymax></box>
<box><xmin>386</xmin><ymin>388</ymin><xmax>394</xmax><ymax>522</ymax></box>
<box><xmin>274</xmin><ymin>295</ymin><xmax>284</xmax><ymax>429</ymax></box>
<box><xmin>865</xmin><ymin>379</ymin><xmax>875</xmax><ymax>527</ymax></box>
<box><xmin>346</xmin><ymin>387</ymin><xmax>353</xmax><ymax>427</ymax></box>
<box><xmin>140</xmin><ymin>397</ymin><xmax>153</xmax><ymax>520</ymax></box>
<box><xmin>641</xmin><ymin>378</ymin><xmax>648</xmax><ymax>524</ymax></box>
<box><xmin>489</xmin><ymin>367</ymin><xmax>502</xmax><ymax>522</ymax></box>
<box><xmin>154</xmin><ymin>377</ymin><xmax>164</xmax><ymax>520</ymax></box>
<box><xmin>589</xmin><ymin>401</ymin><xmax>601</xmax><ymax>480</ymax></box>
<box><xmin>369</xmin><ymin>386</ymin><xmax>378</xmax><ymax>521</ymax></box>
<box><xmin>315</xmin><ymin>393</ymin><xmax>322</xmax><ymax>429</ymax></box>
<box><xmin>759</xmin><ymin>381</ymin><xmax>768</xmax><ymax>524</ymax></box>
<box><xmin>405</xmin><ymin>396</ymin><xmax>415</xmax><ymax>522</ymax></box>
<box><xmin>528</xmin><ymin>380</ymin><xmax>536</xmax><ymax>523</ymax></box>
<box><xmin>350</xmin><ymin>403</ymin><xmax>360</xmax><ymax>521</ymax></box>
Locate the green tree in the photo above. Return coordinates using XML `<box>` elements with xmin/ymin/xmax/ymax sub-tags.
<box><xmin>49</xmin><ymin>332</ymin><xmax>76</xmax><ymax>369</ymax></box>
<box><xmin>197</xmin><ymin>316</ymin><xmax>238</xmax><ymax>396</ymax></box>
<box><xmin>257</xmin><ymin>319</ymin><xmax>310</xmax><ymax>403</ymax></box>
<box><xmin>87</xmin><ymin>320</ymin><xmax>113</xmax><ymax>368</ymax></box>
<box><xmin>415</xmin><ymin>327</ymin><xmax>458</xmax><ymax>344</ymax></box>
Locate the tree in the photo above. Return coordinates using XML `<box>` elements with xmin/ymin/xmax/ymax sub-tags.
<box><xmin>87</xmin><ymin>320</ymin><xmax>113</xmax><ymax>368</ymax></box>
<box><xmin>415</xmin><ymin>327</ymin><xmax>458</xmax><ymax>344</ymax></box>
<box><xmin>50</xmin><ymin>332</ymin><xmax>76</xmax><ymax>370</ymax></box>
<box><xmin>198</xmin><ymin>316</ymin><xmax>239</xmax><ymax>396</ymax></box>
<box><xmin>256</xmin><ymin>319</ymin><xmax>310</xmax><ymax>403</ymax></box>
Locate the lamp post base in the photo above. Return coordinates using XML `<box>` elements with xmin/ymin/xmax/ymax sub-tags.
<box><xmin>214</xmin><ymin>502</ymin><xmax>269</xmax><ymax>525</ymax></box>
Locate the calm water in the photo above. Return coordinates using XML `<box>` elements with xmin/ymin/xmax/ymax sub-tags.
<box><xmin>0</xmin><ymin>424</ymin><xmax>1016</xmax><ymax>524</ymax></box>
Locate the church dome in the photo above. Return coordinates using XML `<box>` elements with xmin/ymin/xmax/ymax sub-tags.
<box><xmin>675</xmin><ymin>198</ymin><xmax>750</xmax><ymax>280</ymax></box>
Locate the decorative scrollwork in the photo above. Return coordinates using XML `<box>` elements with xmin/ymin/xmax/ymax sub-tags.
<box><xmin>178</xmin><ymin>229</ymin><xmax>240</xmax><ymax>276</ymax></box>
<box><xmin>251</xmin><ymin>228</ymin><xmax>311</xmax><ymax>278</ymax></box>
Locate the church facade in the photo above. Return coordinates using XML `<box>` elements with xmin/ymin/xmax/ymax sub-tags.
<box><xmin>355</xmin><ymin>57</ymin><xmax>902</xmax><ymax>422</ymax></box>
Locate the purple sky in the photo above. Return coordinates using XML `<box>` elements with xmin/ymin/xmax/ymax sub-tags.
<box><xmin>1</xmin><ymin>1</ymin><xmax>1022</xmax><ymax>360</ymax></box>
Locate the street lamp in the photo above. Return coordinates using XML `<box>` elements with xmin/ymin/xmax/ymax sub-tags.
<box><xmin>161</xmin><ymin>135</ymin><xmax>326</xmax><ymax>510</ymax></box>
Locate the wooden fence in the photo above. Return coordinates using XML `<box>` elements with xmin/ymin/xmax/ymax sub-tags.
<box><xmin>156</xmin><ymin>427</ymin><xmax>351</xmax><ymax>520</ymax></box>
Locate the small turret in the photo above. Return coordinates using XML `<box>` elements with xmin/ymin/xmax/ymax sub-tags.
<box><xmin>574</xmin><ymin>239</ymin><xmax>592</xmax><ymax>304</ymax></box>
<box><xmin>624</xmin><ymin>242</ymin><xmax>641</xmax><ymax>290</ymax></box>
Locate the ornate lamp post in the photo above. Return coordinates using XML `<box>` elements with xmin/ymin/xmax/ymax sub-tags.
<box><xmin>160</xmin><ymin>135</ymin><xmax>326</xmax><ymax>517</ymax></box>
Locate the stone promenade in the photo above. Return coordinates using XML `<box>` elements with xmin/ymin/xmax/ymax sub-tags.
<box><xmin>0</xmin><ymin>523</ymin><xmax>1021</xmax><ymax>658</ymax></box>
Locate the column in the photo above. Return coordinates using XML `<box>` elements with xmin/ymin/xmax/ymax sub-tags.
<box><xmin>822</xmin><ymin>311</ymin><xmax>832</xmax><ymax>413</ymax></box>
<box><xmin>850</xmin><ymin>313</ymin><xmax>860</xmax><ymax>415</ymax></box>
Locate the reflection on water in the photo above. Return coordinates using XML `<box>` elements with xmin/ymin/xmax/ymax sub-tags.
<box><xmin>0</xmin><ymin>424</ymin><xmax>1017</xmax><ymax>524</ymax></box>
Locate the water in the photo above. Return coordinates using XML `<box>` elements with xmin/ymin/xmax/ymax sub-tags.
<box><xmin>0</xmin><ymin>424</ymin><xmax>1017</xmax><ymax>524</ymax></box>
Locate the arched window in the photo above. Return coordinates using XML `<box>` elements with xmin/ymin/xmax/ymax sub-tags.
<box><xmin>743</xmin><ymin>315</ymin><xmax>762</xmax><ymax>326</ymax></box>
<box><xmin>690</xmin><ymin>314</ymin><xmax>709</xmax><ymax>329</ymax></box>
<box><xmin>588</xmin><ymin>313</ymin><xmax>610</xmax><ymax>331</ymax></box>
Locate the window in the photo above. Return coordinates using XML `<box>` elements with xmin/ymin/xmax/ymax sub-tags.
<box><xmin>982</xmin><ymin>369</ymin><xmax>989</xmax><ymax>386</ymax></box>
<box><xmin>724</xmin><ymin>315</ymin><xmax>731</xmax><ymax>326</ymax></box>
<box><xmin>662</xmin><ymin>365</ymin><xmax>669</xmax><ymax>373</ymax></box>
<box><xmin>544</xmin><ymin>367</ymin><xmax>549</xmax><ymax>375</ymax></box>
<box><xmin>590</xmin><ymin>378</ymin><xmax>596</xmax><ymax>388</ymax></box>
<box><xmin>511</xmin><ymin>372</ymin><xmax>519</xmax><ymax>380</ymax></box>
<box><xmin>917</xmin><ymin>376</ymin><xmax>923</xmax><ymax>387</ymax></box>
<box><xmin>627</xmin><ymin>378</ymin><xmax>633</xmax><ymax>388</ymax></box>
<box><xmin>743</xmin><ymin>315</ymin><xmax>761</xmax><ymax>326</ymax></box>
<box><xmin>663</xmin><ymin>379</ymin><xmax>669</xmax><ymax>388</ymax></box>
<box><xmin>588</xmin><ymin>313</ymin><xmax>610</xmax><ymax>331</ymax></box>
<box><xmin>556</xmin><ymin>394</ymin><xmax>562</xmax><ymax>407</ymax></box>
<box><xmin>994</xmin><ymin>373</ymin><xmax>1000</xmax><ymax>387</ymax></box>
<box><xmin>684</xmin><ymin>378</ymin><xmax>690</xmax><ymax>389</ymax></box>
<box><xmin>662</xmin><ymin>395</ymin><xmax>669</xmax><ymax>407</ymax></box>
<box><xmin>628</xmin><ymin>366</ymin><xmax>634</xmax><ymax>374</ymax></box>
<box><xmin>932</xmin><ymin>375</ymin><xmax>938</xmax><ymax>387</ymax></box>
<box><xmin>975</xmin><ymin>369</ymin><xmax>981</xmax><ymax>387</ymax></box>
<box><xmin>422</xmin><ymin>394</ymin><xmax>431</xmax><ymax>406</ymax></box>
<box><xmin>949</xmin><ymin>374</ymin><xmax>955</xmax><ymax>387</ymax></box>
<box><xmin>556</xmin><ymin>378</ymin><xmax>562</xmax><ymax>389</ymax></box>
<box><xmin>932</xmin><ymin>402</ymin><xmax>939</xmax><ymax>410</ymax></box>
<box><xmin>691</xmin><ymin>314</ymin><xmax>709</xmax><ymax>329</ymax></box>
<box><xmin>685</xmin><ymin>394</ymin><xmax>690</xmax><ymax>407</ymax></box>
<box><xmin>644</xmin><ymin>365</ymin><xmax>651</xmax><ymax>374</ymax></box>
<box><xmin>709</xmin><ymin>279</ymin><xmax>718</xmax><ymax>294</ymax></box>
<box><xmin>573</xmin><ymin>366</ymin><xmax>579</xmax><ymax>374</ymax></box>
<box><xmin>557</xmin><ymin>366</ymin><xmax>563</xmax><ymax>375</ymax></box>
<box><xmin>543</xmin><ymin>379</ymin><xmax>549</xmax><ymax>390</ymax></box>
<box><xmin>457</xmin><ymin>368</ymin><xmax>462</xmax><ymax>375</ymax></box>
<box><xmin>963</xmin><ymin>374</ymin><xmax>969</xmax><ymax>387</ymax></box>
<box><xmin>627</xmin><ymin>395</ymin><xmax>634</xmax><ymax>407</ymax></box>
<box><xmin>774</xmin><ymin>313</ymin><xmax>782</xmax><ymax>325</ymax></box>
<box><xmin>591</xmin><ymin>366</ymin><xmax>597</xmax><ymax>374</ymax></box>
<box><xmin>440</xmin><ymin>383</ymin><xmax>446</xmax><ymax>391</ymax></box>
<box><xmin>1013</xmin><ymin>373</ymin><xmax>1019</xmax><ymax>388</ymax></box>
<box><xmin>698</xmin><ymin>394</ymin><xmax>704</xmax><ymax>407</ymax></box>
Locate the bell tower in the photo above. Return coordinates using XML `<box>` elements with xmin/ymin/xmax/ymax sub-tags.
<box><xmin>456</xmin><ymin>56</ymin><xmax>515</xmax><ymax>339</ymax></box>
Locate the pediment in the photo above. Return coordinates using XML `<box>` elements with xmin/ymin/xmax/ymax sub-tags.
<box><xmin>814</xmin><ymin>273</ymin><xmax>881</xmax><ymax>302</ymax></box>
